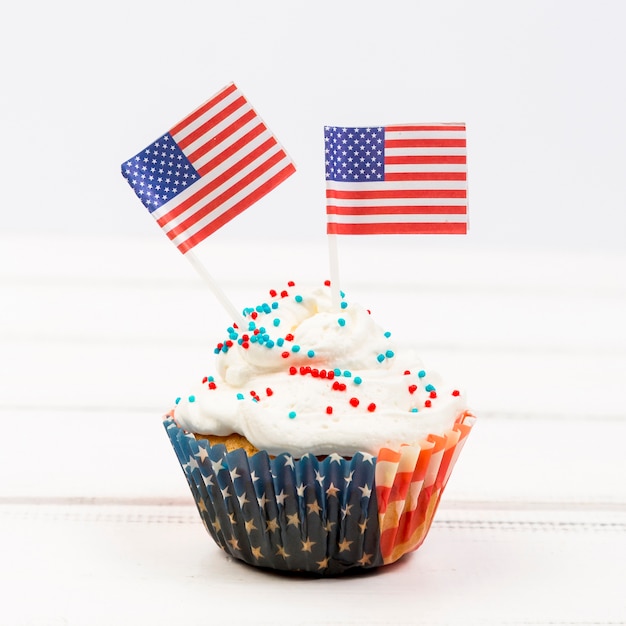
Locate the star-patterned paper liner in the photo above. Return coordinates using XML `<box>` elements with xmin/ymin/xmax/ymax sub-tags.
<box><xmin>164</xmin><ymin>410</ymin><xmax>475</xmax><ymax>576</ymax></box>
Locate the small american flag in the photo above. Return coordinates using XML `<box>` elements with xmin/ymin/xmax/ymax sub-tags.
<box><xmin>325</xmin><ymin>124</ymin><xmax>468</xmax><ymax>235</ymax></box>
<box><xmin>121</xmin><ymin>83</ymin><xmax>296</xmax><ymax>253</ymax></box>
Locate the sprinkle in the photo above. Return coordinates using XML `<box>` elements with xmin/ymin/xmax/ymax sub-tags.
<box><xmin>237</xmin><ymin>393</ymin><xmax>244</xmax><ymax>400</ymax></box>
<box><xmin>353</xmin><ymin>376</ymin><xmax>362</xmax><ymax>385</ymax></box>
<box><xmin>208</xmin><ymin>376</ymin><xmax>214</xmax><ymax>382</ymax></box>
<box><xmin>292</xmin><ymin>344</ymin><xmax>301</xmax><ymax>353</ymax></box>
<box><xmin>333</xmin><ymin>368</ymin><xmax>341</xmax><ymax>376</ymax></box>
<box><xmin>340</xmin><ymin>301</ymin><xmax>348</xmax><ymax>309</ymax></box>
<box><xmin>425</xmin><ymin>384</ymin><xmax>436</xmax><ymax>392</ymax></box>
<box><xmin>288</xmin><ymin>411</ymin><xmax>297</xmax><ymax>419</ymax></box>
<box><xmin>269</xmin><ymin>289</ymin><xmax>277</xmax><ymax>297</ymax></box>
<box><xmin>429</xmin><ymin>390</ymin><xmax>437</xmax><ymax>398</ymax></box>
<box><xmin>271</xmin><ymin>302</ymin><xmax>278</xmax><ymax>309</ymax></box>
<box><xmin>418</xmin><ymin>370</ymin><xmax>426</xmax><ymax>379</ymax></box>
<box><xmin>324</xmin><ymin>279</ymin><xmax>331</xmax><ymax>286</ymax></box>
<box><xmin>452</xmin><ymin>390</ymin><xmax>460</xmax><ymax>396</ymax></box>
<box><xmin>175</xmin><ymin>397</ymin><xmax>181</xmax><ymax>404</ymax></box>
<box><xmin>408</xmin><ymin>384</ymin><xmax>418</xmax><ymax>394</ymax></box>
<box><xmin>307</xmin><ymin>349</ymin><xmax>315</xmax><ymax>358</ymax></box>
<box><xmin>202</xmin><ymin>376</ymin><xmax>208</xmax><ymax>384</ymax></box>
<box><xmin>281</xmin><ymin>351</ymin><xmax>290</xmax><ymax>359</ymax></box>
<box><xmin>424</xmin><ymin>399</ymin><xmax>432</xmax><ymax>408</ymax></box>
<box><xmin>411</xmin><ymin>408</ymin><xmax>418</xmax><ymax>413</ymax></box>
<box><xmin>285</xmin><ymin>333</ymin><xmax>294</xmax><ymax>341</ymax></box>
<box><xmin>295</xmin><ymin>295</ymin><xmax>303</xmax><ymax>303</ymax></box>
<box><xmin>385</xmin><ymin>350</ymin><xmax>394</xmax><ymax>359</ymax></box>
<box><xmin>265</xmin><ymin>340</ymin><xmax>275</xmax><ymax>349</ymax></box>
<box><xmin>349</xmin><ymin>397</ymin><xmax>359</xmax><ymax>407</ymax></box>
<box><xmin>367</xmin><ymin>403</ymin><xmax>376</xmax><ymax>412</ymax></box>
<box><xmin>251</xmin><ymin>311</ymin><xmax>258</xmax><ymax>320</ymax></box>
<box><xmin>281</xmin><ymin>290</ymin><xmax>288</xmax><ymax>298</ymax></box>
<box><xmin>188</xmin><ymin>395</ymin><xmax>195</xmax><ymax>403</ymax></box>
<box><xmin>326</xmin><ymin>406</ymin><xmax>333</xmax><ymax>414</ymax></box>
<box><xmin>384</xmin><ymin>331</ymin><xmax>391</xmax><ymax>338</ymax></box>
<box><xmin>276</xmin><ymin>337</ymin><xmax>285</xmax><ymax>346</ymax></box>
<box><xmin>288</xmin><ymin>281</ymin><xmax>295</xmax><ymax>287</ymax></box>
<box><xmin>343</xmin><ymin>370</ymin><xmax>352</xmax><ymax>378</ymax></box>
<box><xmin>376</xmin><ymin>354</ymin><xmax>385</xmax><ymax>363</ymax></box>
<box><xmin>289</xmin><ymin>366</ymin><xmax>297</xmax><ymax>375</ymax></box>
<box><xmin>337</xmin><ymin>318</ymin><xmax>346</xmax><ymax>327</ymax></box>
<box><xmin>266</xmin><ymin>388</ymin><xmax>274</xmax><ymax>396</ymax></box>
<box><xmin>404</xmin><ymin>370</ymin><xmax>411</xmax><ymax>375</ymax></box>
<box><xmin>248</xmin><ymin>321</ymin><xmax>256</xmax><ymax>331</ymax></box>
<box><xmin>208</xmin><ymin>382</ymin><xmax>217</xmax><ymax>390</ymax></box>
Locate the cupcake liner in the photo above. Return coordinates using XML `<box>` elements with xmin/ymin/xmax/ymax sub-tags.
<box><xmin>164</xmin><ymin>410</ymin><xmax>475</xmax><ymax>575</ymax></box>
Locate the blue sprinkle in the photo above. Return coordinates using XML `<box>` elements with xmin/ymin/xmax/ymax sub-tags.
<box><xmin>248</xmin><ymin>321</ymin><xmax>256</xmax><ymax>331</ymax></box>
<box><xmin>256</xmin><ymin>305</ymin><xmax>264</xmax><ymax>313</ymax></box>
<box><xmin>418</xmin><ymin>370</ymin><xmax>426</xmax><ymax>378</ymax></box>
<box><xmin>229</xmin><ymin>332</ymin><xmax>238</xmax><ymax>340</ymax></box>
<box><xmin>338</xmin><ymin>318</ymin><xmax>346</xmax><ymax>327</ymax></box>
<box><xmin>377</xmin><ymin>354</ymin><xmax>385</xmax><ymax>363</ymax></box>
<box><xmin>188</xmin><ymin>395</ymin><xmax>195</xmax><ymax>403</ymax></box>
<box><xmin>272</xmin><ymin>301</ymin><xmax>279</xmax><ymax>309</ymax></box>
<box><xmin>340</xmin><ymin>301</ymin><xmax>348</xmax><ymax>309</ymax></box>
<box><xmin>236</xmin><ymin>393</ymin><xmax>244</xmax><ymax>400</ymax></box>
<box><xmin>385</xmin><ymin>350</ymin><xmax>395</xmax><ymax>358</ymax></box>
<box><xmin>222</xmin><ymin>345</ymin><xmax>229</xmax><ymax>353</ymax></box>
<box><xmin>340</xmin><ymin>290</ymin><xmax>345</xmax><ymax>298</ymax></box>
<box><xmin>295</xmin><ymin>295</ymin><xmax>303</xmax><ymax>303</ymax></box>
<box><xmin>208</xmin><ymin>376</ymin><xmax>214</xmax><ymax>382</ymax></box>
<box><xmin>288</xmin><ymin>411</ymin><xmax>297</xmax><ymax>419</ymax></box>
<box><xmin>411</xmin><ymin>407</ymin><xmax>418</xmax><ymax>413</ymax></box>
<box><xmin>175</xmin><ymin>397</ymin><xmax>181</xmax><ymax>404</ymax></box>
<box><xmin>259</xmin><ymin>327</ymin><xmax>266</xmax><ymax>334</ymax></box>
<box><xmin>292</xmin><ymin>345</ymin><xmax>301</xmax><ymax>353</ymax></box>
<box><xmin>266</xmin><ymin>340</ymin><xmax>275</xmax><ymax>348</ymax></box>
<box><xmin>273</xmin><ymin>318</ymin><xmax>280</xmax><ymax>327</ymax></box>
<box><xmin>425</xmin><ymin>383</ymin><xmax>436</xmax><ymax>392</ymax></box>
<box><xmin>213</xmin><ymin>348</ymin><xmax>220</xmax><ymax>354</ymax></box>
<box><xmin>264</xmin><ymin>303</ymin><xmax>272</xmax><ymax>314</ymax></box>
<box><xmin>227</xmin><ymin>326</ymin><xmax>234</xmax><ymax>333</ymax></box>
<box><xmin>307</xmin><ymin>349</ymin><xmax>315</xmax><ymax>358</ymax></box>
<box><xmin>277</xmin><ymin>337</ymin><xmax>285</xmax><ymax>347</ymax></box>
<box><xmin>250</xmin><ymin>335</ymin><xmax>258</xmax><ymax>343</ymax></box>
<box><xmin>384</xmin><ymin>331</ymin><xmax>391</xmax><ymax>338</ymax></box>
<box><xmin>354</xmin><ymin>376</ymin><xmax>362</xmax><ymax>385</ymax></box>
<box><xmin>334</xmin><ymin>368</ymin><xmax>341</xmax><ymax>376</ymax></box>
<box><xmin>343</xmin><ymin>370</ymin><xmax>352</xmax><ymax>377</ymax></box>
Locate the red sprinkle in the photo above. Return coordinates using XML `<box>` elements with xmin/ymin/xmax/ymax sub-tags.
<box><xmin>269</xmin><ymin>289</ymin><xmax>277</xmax><ymax>297</ymax></box>
<box><xmin>241</xmin><ymin>341</ymin><xmax>249</xmax><ymax>349</ymax></box>
<box><xmin>251</xmin><ymin>312</ymin><xmax>258</xmax><ymax>319</ymax></box>
<box><xmin>408</xmin><ymin>384</ymin><xmax>418</xmax><ymax>394</ymax></box>
<box><xmin>280</xmin><ymin>290</ymin><xmax>288</xmax><ymax>298</ymax></box>
<box><xmin>311</xmin><ymin>369</ymin><xmax>320</xmax><ymax>378</ymax></box>
<box><xmin>429</xmin><ymin>391</ymin><xmax>437</xmax><ymax>398</ymax></box>
<box><xmin>452</xmin><ymin>390</ymin><xmax>460</xmax><ymax>396</ymax></box>
<box><xmin>349</xmin><ymin>397</ymin><xmax>359</xmax><ymax>407</ymax></box>
<box><xmin>287</xmin><ymin>281</ymin><xmax>295</xmax><ymax>287</ymax></box>
<box><xmin>208</xmin><ymin>382</ymin><xmax>217</xmax><ymax>390</ymax></box>
<box><xmin>281</xmin><ymin>351</ymin><xmax>290</xmax><ymax>359</ymax></box>
<box><xmin>324</xmin><ymin>279</ymin><xmax>331</xmax><ymax>286</ymax></box>
<box><xmin>424</xmin><ymin>400</ymin><xmax>432</xmax><ymax>408</ymax></box>
<box><xmin>202</xmin><ymin>376</ymin><xmax>208</xmax><ymax>384</ymax></box>
<box><xmin>326</xmin><ymin>406</ymin><xmax>333</xmax><ymax>414</ymax></box>
<box><xmin>289</xmin><ymin>366</ymin><xmax>297</xmax><ymax>375</ymax></box>
<box><xmin>404</xmin><ymin>370</ymin><xmax>411</xmax><ymax>375</ymax></box>
<box><xmin>285</xmin><ymin>333</ymin><xmax>294</xmax><ymax>342</ymax></box>
<box><xmin>266</xmin><ymin>387</ymin><xmax>274</xmax><ymax>396</ymax></box>
<box><xmin>367</xmin><ymin>403</ymin><xmax>376</xmax><ymax>412</ymax></box>
<box><xmin>225</xmin><ymin>340</ymin><xmax>233</xmax><ymax>348</ymax></box>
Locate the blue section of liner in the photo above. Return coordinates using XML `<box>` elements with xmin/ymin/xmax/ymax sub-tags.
<box><xmin>164</xmin><ymin>417</ymin><xmax>383</xmax><ymax>575</ymax></box>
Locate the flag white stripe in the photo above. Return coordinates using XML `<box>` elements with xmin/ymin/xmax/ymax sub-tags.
<box><xmin>385</xmin><ymin>130</ymin><xmax>466</xmax><ymax>140</ymax></box>
<box><xmin>170</xmin><ymin>87</ymin><xmax>244</xmax><ymax>143</ymax></box>
<box><xmin>385</xmin><ymin>147</ymin><xmax>467</xmax><ymax>157</ymax></box>
<box><xmin>328</xmin><ymin>213</ymin><xmax>468</xmax><ymax>225</ymax></box>
<box><xmin>384</xmin><ymin>163</ymin><xmax>467</xmax><ymax>173</ymax></box>
<box><xmin>326</xmin><ymin>180</ymin><xmax>467</xmax><ymax>191</ymax></box>
<box><xmin>169</xmin><ymin>156</ymin><xmax>292</xmax><ymax>248</ymax></box>
<box><xmin>327</xmin><ymin>197</ymin><xmax>467</xmax><ymax>207</ymax></box>
<box><xmin>156</xmin><ymin>141</ymin><xmax>285</xmax><ymax>234</ymax></box>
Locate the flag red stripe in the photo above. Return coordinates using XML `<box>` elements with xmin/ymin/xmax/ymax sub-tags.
<box><xmin>187</xmin><ymin>110</ymin><xmax>260</xmax><ymax>164</ymax></box>
<box><xmin>169</xmin><ymin>83</ymin><xmax>238</xmax><ymax>137</ymax></box>
<box><xmin>164</xmin><ymin>148</ymin><xmax>289</xmax><ymax>241</ymax></box>
<box><xmin>384</xmin><ymin>172</ymin><xmax>467</xmax><ymax>182</ymax></box>
<box><xmin>326</xmin><ymin>205</ymin><xmax>467</xmax><ymax>215</ymax></box>
<box><xmin>385</xmin><ymin>125</ymin><xmax>466</xmax><ymax>132</ymax></box>
<box><xmin>156</xmin><ymin>137</ymin><xmax>278</xmax><ymax>228</ymax></box>
<box><xmin>326</xmin><ymin>189</ymin><xmax>467</xmax><ymax>199</ymax></box>
<box><xmin>193</xmin><ymin>122</ymin><xmax>266</xmax><ymax>174</ymax></box>
<box><xmin>327</xmin><ymin>222</ymin><xmax>468</xmax><ymax>235</ymax></box>
<box><xmin>385</xmin><ymin>138</ymin><xmax>466</xmax><ymax>148</ymax></box>
<box><xmin>385</xmin><ymin>155</ymin><xmax>466</xmax><ymax>165</ymax></box>
<box><xmin>178</xmin><ymin>163</ymin><xmax>296</xmax><ymax>253</ymax></box>
<box><xmin>176</xmin><ymin>95</ymin><xmax>247</xmax><ymax>150</ymax></box>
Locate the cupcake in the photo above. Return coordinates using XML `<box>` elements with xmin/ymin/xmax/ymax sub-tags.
<box><xmin>165</xmin><ymin>280</ymin><xmax>475</xmax><ymax>575</ymax></box>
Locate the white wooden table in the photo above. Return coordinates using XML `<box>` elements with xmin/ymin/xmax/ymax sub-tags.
<box><xmin>1</xmin><ymin>234</ymin><xmax>625</xmax><ymax>625</ymax></box>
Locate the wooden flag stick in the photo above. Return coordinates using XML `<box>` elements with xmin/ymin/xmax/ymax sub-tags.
<box><xmin>327</xmin><ymin>233</ymin><xmax>342</xmax><ymax>311</ymax></box>
<box><xmin>184</xmin><ymin>250</ymin><xmax>244</xmax><ymax>326</ymax></box>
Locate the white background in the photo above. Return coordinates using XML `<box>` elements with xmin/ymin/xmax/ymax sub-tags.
<box><xmin>2</xmin><ymin>2</ymin><xmax>626</xmax><ymax>624</ymax></box>
<box><xmin>2</xmin><ymin>0</ymin><xmax>625</xmax><ymax>252</ymax></box>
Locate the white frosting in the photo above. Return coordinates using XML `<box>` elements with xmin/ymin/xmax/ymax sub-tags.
<box><xmin>173</xmin><ymin>282</ymin><xmax>468</xmax><ymax>457</ymax></box>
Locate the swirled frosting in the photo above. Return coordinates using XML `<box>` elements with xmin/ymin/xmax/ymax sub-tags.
<box><xmin>173</xmin><ymin>281</ymin><xmax>469</xmax><ymax>457</ymax></box>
